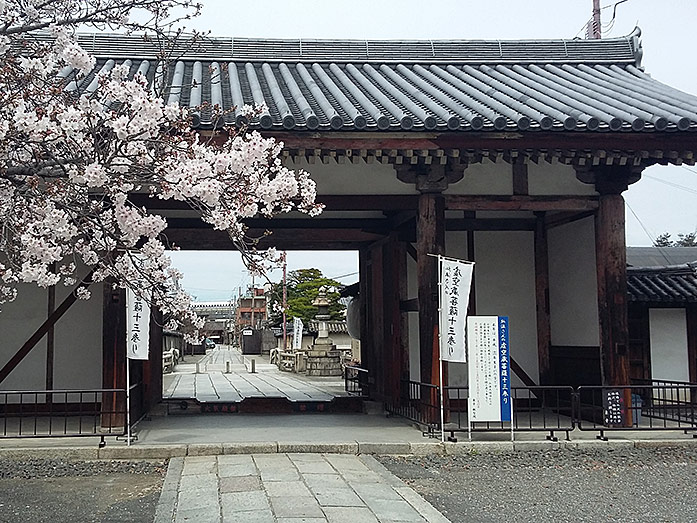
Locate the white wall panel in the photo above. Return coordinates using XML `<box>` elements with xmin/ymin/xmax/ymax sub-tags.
<box><xmin>548</xmin><ymin>216</ymin><xmax>600</xmax><ymax>347</ymax></box>
<box><xmin>650</xmin><ymin>308</ymin><xmax>690</xmax><ymax>382</ymax></box>
<box><xmin>473</xmin><ymin>231</ymin><xmax>539</xmax><ymax>385</ymax></box>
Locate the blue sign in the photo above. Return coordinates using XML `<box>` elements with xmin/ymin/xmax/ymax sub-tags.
<box><xmin>498</xmin><ymin>316</ymin><xmax>511</xmax><ymax>422</ymax></box>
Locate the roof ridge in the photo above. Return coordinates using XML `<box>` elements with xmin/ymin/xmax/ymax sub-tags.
<box><xmin>61</xmin><ymin>29</ymin><xmax>642</xmax><ymax>65</ymax></box>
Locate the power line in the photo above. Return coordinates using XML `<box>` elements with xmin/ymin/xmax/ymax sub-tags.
<box><xmin>643</xmin><ymin>174</ymin><xmax>697</xmax><ymax>196</ymax></box>
<box><xmin>625</xmin><ymin>201</ymin><xmax>675</xmax><ymax>265</ymax></box>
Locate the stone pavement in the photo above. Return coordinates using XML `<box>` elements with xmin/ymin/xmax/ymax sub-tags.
<box><xmin>155</xmin><ymin>453</ymin><xmax>450</xmax><ymax>523</ymax></box>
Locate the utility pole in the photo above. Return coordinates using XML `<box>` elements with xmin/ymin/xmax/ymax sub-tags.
<box><xmin>590</xmin><ymin>0</ymin><xmax>601</xmax><ymax>39</ymax></box>
<box><xmin>250</xmin><ymin>273</ymin><xmax>255</xmax><ymax>329</ymax></box>
<box><xmin>282</xmin><ymin>252</ymin><xmax>288</xmax><ymax>351</ymax></box>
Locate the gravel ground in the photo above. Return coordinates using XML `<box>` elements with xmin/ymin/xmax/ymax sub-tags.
<box><xmin>378</xmin><ymin>446</ymin><xmax>697</xmax><ymax>523</ymax></box>
<box><xmin>0</xmin><ymin>459</ymin><xmax>167</xmax><ymax>523</ymax></box>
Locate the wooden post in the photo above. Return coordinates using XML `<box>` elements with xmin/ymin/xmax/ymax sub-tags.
<box><xmin>383</xmin><ymin>234</ymin><xmax>404</xmax><ymax>407</ymax></box>
<box><xmin>534</xmin><ymin>212</ymin><xmax>552</xmax><ymax>385</ymax></box>
<box><xmin>595</xmin><ymin>191</ymin><xmax>630</xmax><ymax>388</ymax></box>
<box><xmin>45</xmin><ymin>282</ymin><xmax>55</xmax><ymax>393</ymax></box>
<box><xmin>102</xmin><ymin>284</ymin><xmax>126</xmax><ymax>428</ymax></box>
<box><xmin>143</xmin><ymin>307</ymin><xmax>163</xmax><ymax>412</ymax></box>
<box><xmin>417</xmin><ymin>193</ymin><xmax>445</xmax><ymax>387</ymax></box>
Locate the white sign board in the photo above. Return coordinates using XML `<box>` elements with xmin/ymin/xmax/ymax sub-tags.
<box><xmin>126</xmin><ymin>287</ymin><xmax>150</xmax><ymax>360</ymax></box>
<box><xmin>292</xmin><ymin>317</ymin><xmax>303</xmax><ymax>351</ymax></box>
<box><xmin>439</xmin><ymin>258</ymin><xmax>474</xmax><ymax>363</ymax></box>
<box><xmin>467</xmin><ymin>316</ymin><xmax>511</xmax><ymax>422</ymax></box>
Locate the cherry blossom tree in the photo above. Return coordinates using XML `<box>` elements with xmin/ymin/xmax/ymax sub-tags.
<box><xmin>0</xmin><ymin>1</ymin><xmax>320</xmax><ymax>337</ymax></box>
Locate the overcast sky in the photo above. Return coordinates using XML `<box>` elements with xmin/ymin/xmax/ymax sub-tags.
<box><xmin>169</xmin><ymin>0</ymin><xmax>697</xmax><ymax>301</ymax></box>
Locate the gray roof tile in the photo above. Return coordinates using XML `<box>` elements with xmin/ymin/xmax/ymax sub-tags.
<box><xmin>627</xmin><ymin>264</ymin><xmax>697</xmax><ymax>303</ymax></box>
<box><xmin>60</xmin><ymin>30</ymin><xmax>697</xmax><ymax>133</ymax></box>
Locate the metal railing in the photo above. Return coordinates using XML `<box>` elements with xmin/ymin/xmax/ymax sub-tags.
<box><xmin>443</xmin><ymin>385</ymin><xmax>575</xmax><ymax>441</ymax></box>
<box><xmin>0</xmin><ymin>388</ymin><xmax>127</xmax><ymax>439</ymax></box>
<box><xmin>384</xmin><ymin>380</ymin><xmax>441</xmax><ymax>434</ymax></box>
<box><xmin>577</xmin><ymin>381</ymin><xmax>697</xmax><ymax>439</ymax></box>
<box><xmin>344</xmin><ymin>365</ymin><xmax>370</xmax><ymax>397</ymax></box>
<box><xmin>384</xmin><ymin>379</ymin><xmax>697</xmax><ymax>440</ymax></box>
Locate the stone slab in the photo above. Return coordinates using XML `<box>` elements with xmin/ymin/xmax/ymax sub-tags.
<box><xmin>324</xmin><ymin>507</ymin><xmax>379</xmax><ymax>523</ymax></box>
<box><xmin>223</xmin><ymin>442</ymin><xmax>278</xmax><ymax>454</ymax></box>
<box><xmin>221</xmin><ymin>490</ymin><xmax>271</xmax><ymax>513</ymax></box>
<box><xmin>358</xmin><ymin>442</ymin><xmax>411</xmax><ymax>455</ymax></box>
<box><xmin>278</xmin><ymin>442</ymin><xmax>358</xmax><ymax>454</ymax></box>
<box><xmin>98</xmin><ymin>445</ymin><xmax>186</xmax><ymax>459</ymax></box>
<box><xmin>187</xmin><ymin>443</ymin><xmax>224</xmax><ymax>456</ymax></box>
<box><xmin>395</xmin><ymin>486</ymin><xmax>451</xmax><ymax>523</ymax></box>
<box><xmin>269</xmin><ymin>496</ymin><xmax>325</xmax><ymax>518</ymax></box>
<box><xmin>220</xmin><ymin>475</ymin><xmax>262</xmax><ymax>493</ymax></box>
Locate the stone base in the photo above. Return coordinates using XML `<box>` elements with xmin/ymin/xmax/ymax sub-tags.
<box><xmin>306</xmin><ymin>344</ymin><xmax>342</xmax><ymax>376</ymax></box>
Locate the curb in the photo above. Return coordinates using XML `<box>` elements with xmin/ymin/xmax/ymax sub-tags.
<box><xmin>0</xmin><ymin>438</ymin><xmax>695</xmax><ymax>460</ymax></box>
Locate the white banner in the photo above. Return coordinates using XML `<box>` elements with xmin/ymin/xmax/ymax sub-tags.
<box><xmin>467</xmin><ymin>316</ymin><xmax>511</xmax><ymax>422</ymax></box>
<box><xmin>292</xmin><ymin>317</ymin><xmax>303</xmax><ymax>351</ymax></box>
<box><xmin>439</xmin><ymin>257</ymin><xmax>474</xmax><ymax>363</ymax></box>
<box><xmin>126</xmin><ymin>287</ymin><xmax>151</xmax><ymax>360</ymax></box>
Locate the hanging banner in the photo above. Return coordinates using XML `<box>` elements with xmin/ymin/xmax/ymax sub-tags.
<box><xmin>126</xmin><ymin>287</ymin><xmax>151</xmax><ymax>360</ymax></box>
<box><xmin>439</xmin><ymin>257</ymin><xmax>474</xmax><ymax>363</ymax></box>
<box><xmin>467</xmin><ymin>316</ymin><xmax>511</xmax><ymax>422</ymax></box>
<box><xmin>292</xmin><ymin>317</ymin><xmax>303</xmax><ymax>351</ymax></box>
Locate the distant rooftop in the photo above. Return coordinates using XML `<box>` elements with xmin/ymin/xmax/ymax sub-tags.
<box><xmin>626</xmin><ymin>247</ymin><xmax>697</xmax><ymax>268</ymax></box>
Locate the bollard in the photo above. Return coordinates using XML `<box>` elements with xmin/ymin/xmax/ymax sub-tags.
<box><xmin>195</xmin><ymin>362</ymin><xmax>200</xmax><ymax>374</ymax></box>
<box><xmin>251</xmin><ymin>359</ymin><xmax>256</xmax><ymax>374</ymax></box>
<box><xmin>225</xmin><ymin>361</ymin><xmax>230</xmax><ymax>374</ymax></box>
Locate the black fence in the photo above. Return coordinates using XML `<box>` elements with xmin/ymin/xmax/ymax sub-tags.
<box><xmin>384</xmin><ymin>380</ymin><xmax>442</xmax><ymax>435</ymax></box>
<box><xmin>385</xmin><ymin>379</ymin><xmax>697</xmax><ymax>440</ymax></box>
<box><xmin>344</xmin><ymin>365</ymin><xmax>370</xmax><ymax>397</ymax></box>
<box><xmin>0</xmin><ymin>388</ymin><xmax>128</xmax><ymax>440</ymax></box>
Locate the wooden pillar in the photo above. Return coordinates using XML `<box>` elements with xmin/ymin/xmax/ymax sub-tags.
<box><xmin>143</xmin><ymin>308</ymin><xmax>163</xmax><ymax>412</ymax></box>
<box><xmin>358</xmin><ymin>247</ymin><xmax>372</xmax><ymax>396</ymax></box>
<box><xmin>687</xmin><ymin>305</ymin><xmax>697</xmax><ymax>385</ymax></box>
<box><xmin>102</xmin><ymin>284</ymin><xmax>126</xmax><ymax>428</ymax></box>
<box><xmin>534</xmin><ymin>212</ymin><xmax>552</xmax><ymax>385</ymax></box>
<box><xmin>595</xmin><ymin>191</ymin><xmax>630</xmax><ymax>387</ymax></box>
<box><xmin>576</xmin><ymin>165</ymin><xmax>641</xmax><ymax>388</ymax></box>
<box><xmin>383</xmin><ymin>234</ymin><xmax>403</xmax><ymax>405</ymax></box>
<box><xmin>417</xmin><ymin>192</ymin><xmax>445</xmax><ymax>386</ymax></box>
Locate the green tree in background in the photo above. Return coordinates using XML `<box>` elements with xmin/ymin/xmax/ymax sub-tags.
<box><xmin>267</xmin><ymin>268</ymin><xmax>345</xmax><ymax>325</ymax></box>
<box><xmin>653</xmin><ymin>231</ymin><xmax>697</xmax><ymax>247</ymax></box>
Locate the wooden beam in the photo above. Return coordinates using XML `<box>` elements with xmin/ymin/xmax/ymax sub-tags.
<box><xmin>534</xmin><ymin>212</ymin><xmax>552</xmax><ymax>385</ymax></box>
<box><xmin>446</xmin><ymin>218</ymin><xmax>536</xmax><ymax>231</ymax></box>
<box><xmin>545</xmin><ymin>210</ymin><xmax>595</xmax><ymax>229</ymax></box>
<box><xmin>270</xmin><ymin>131</ymin><xmax>697</xmax><ymax>157</ymax></box>
<box><xmin>400</xmin><ymin>298</ymin><xmax>419</xmax><ymax>312</ymax></box>
<box><xmin>445</xmin><ymin>195</ymin><xmax>599</xmax><ymax>211</ymax></box>
<box><xmin>406</xmin><ymin>243</ymin><xmax>418</xmax><ymax>262</ymax></box>
<box><xmin>0</xmin><ymin>271</ymin><xmax>94</xmax><ymax>386</ymax></box>
<box><xmin>510</xmin><ymin>357</ymin><xmax>538</xmax><ymax>388</ymax></box>
<box><xmin>512</xmin><ymin>158</ymin><xmax>529</xmax><ymax>196</ymax></box>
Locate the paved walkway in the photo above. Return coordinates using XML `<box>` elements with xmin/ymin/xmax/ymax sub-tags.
<box><xmin>155</xmin><ymin>453</ymin><xmax>450</xmax><ymax>523</ymax></box>
<box><xmin>163</xmin><ymin>348</ymin><xmax>346</xmax><ymax>403</ymax></box>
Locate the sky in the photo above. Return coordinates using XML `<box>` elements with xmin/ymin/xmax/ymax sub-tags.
<box><xmin>168</xmin><ymin>0</ymin><xmax>697</xmax><ymax>301</ymax></box>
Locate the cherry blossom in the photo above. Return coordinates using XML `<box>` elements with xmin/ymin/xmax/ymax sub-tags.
<box><xmin>0</xmin><ymin>1</ymin><xmax>321</xmax><ymax>338</ymax></box>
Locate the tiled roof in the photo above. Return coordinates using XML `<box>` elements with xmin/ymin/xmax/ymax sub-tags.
<box><xmin>58</xmin><ymin>30</ymin><xmax>697</xmax><ymax>133</ymax></box>
<box><xmin>627</xmin><ymin>264</ymin><xmax>697</xmax><ymax>303</ymax></box>
<box><xmin>627</xmin><ymin>247</ymin><xmax>697</xmax><ymax>268</ymax></box>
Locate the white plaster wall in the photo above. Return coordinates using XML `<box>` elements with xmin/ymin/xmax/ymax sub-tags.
<box><xmin>548</xmin><ymin>216</ymin><xmax>600</xmax><ymax>346</ymax></box>
<box><xmin>649</xmin><ymin>309</ymin><xmax>690</xmax><ymax>382</ymax></box>
<box><xmin>289</xmin><ymin>158</ymin><xmax>417</xmax><ymax>195</ymax></box>
<box><xmin>473</xmin><ymin>231</ymin><xmax>539</xmax><ymax>385</ymax></box>
<box><xmin>0</xmin><ymin>282</ymin><xmax>103</xmax><ymax>392</ymax></box>
<box><xmin>0</xmin><ymin>284</ymin><xmax>48</xmax><ymax>391</ymax></box>
<box><xmin>528</xmin><ymin>162</ymin><xmax>598</xmax><ymax>196</ymax></box>
<box><xmin>445</xmin><ymin>159</ymin><xmax>512</xmax><ymax>195</ymax></box>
